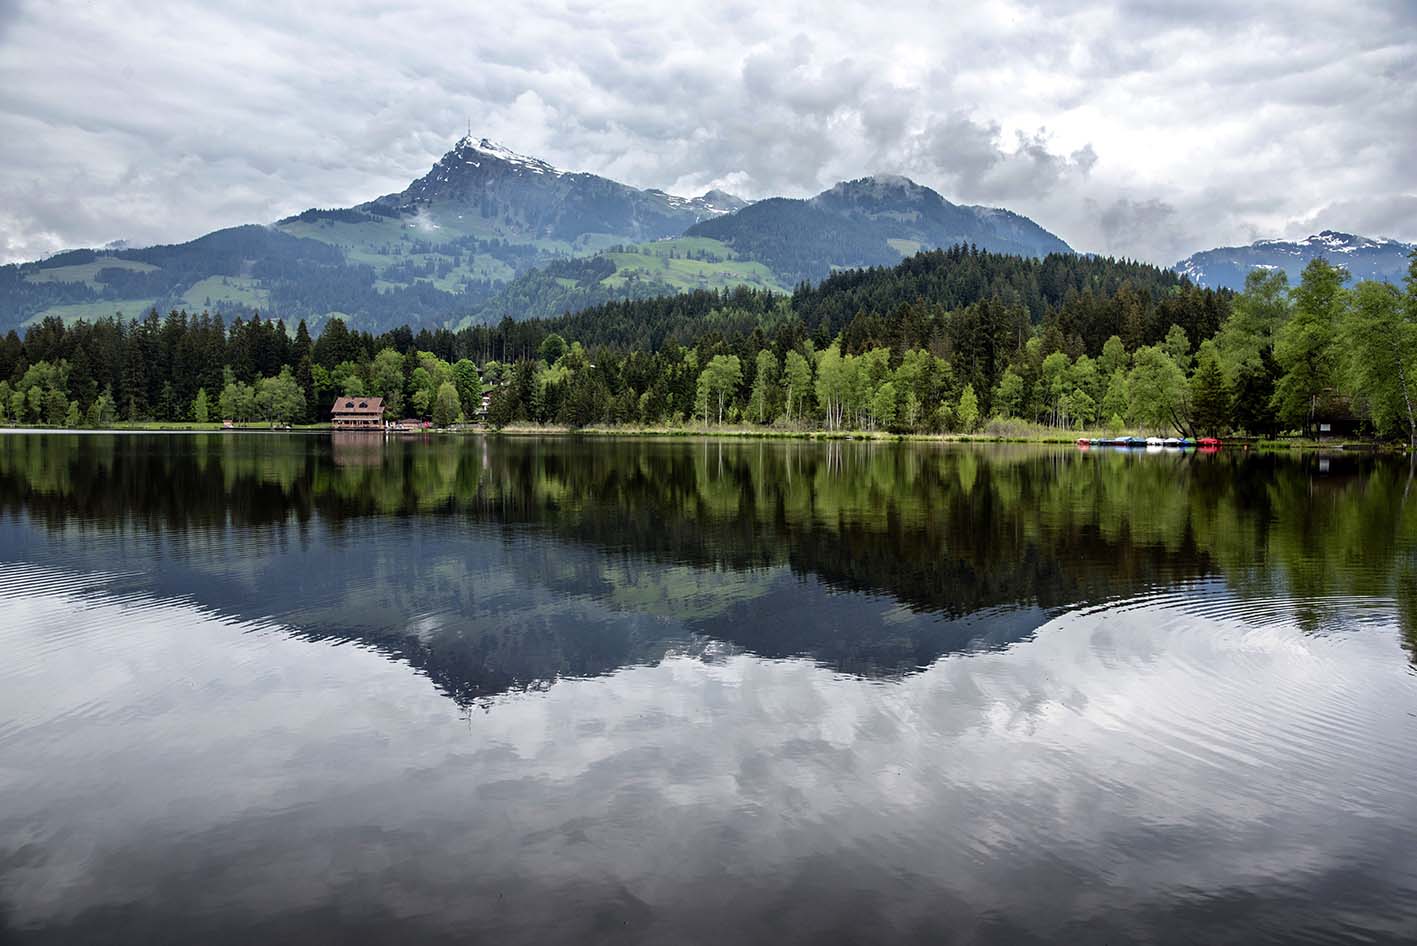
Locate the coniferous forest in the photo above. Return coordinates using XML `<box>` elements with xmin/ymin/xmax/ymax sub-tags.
<box><xmin>3</xmin><ymin>245</ymin><xmax>1416</xmax><ymax>444</ymax></box>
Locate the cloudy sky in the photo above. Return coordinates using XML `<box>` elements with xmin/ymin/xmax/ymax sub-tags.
<box><xmin>1</xmin><ymin>0</ymin><xmax>1413</xmax><ymax>265</ymax></box>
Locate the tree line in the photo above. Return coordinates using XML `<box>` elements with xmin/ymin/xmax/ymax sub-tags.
<box><xmin>1</xmin><ymin>245</ymin><xmax>1413</xmax><ymax>442</ymax></box>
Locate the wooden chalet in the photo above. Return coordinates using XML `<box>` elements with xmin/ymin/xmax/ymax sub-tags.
<box><xmin>330</xmin><ymin>396</ymin><xmax>384</xmax><ymax>429</ymax></box>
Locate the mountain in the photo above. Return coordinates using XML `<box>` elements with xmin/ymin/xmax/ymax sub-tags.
<box><xmin>0</xmin><ymin>137</ymin><xmax>1070</xmax><ymax>334</ymax></box>
<box><xmin>0</xmin><ymin>136</ymin><xmax>752</xmax><ymax>335</ymax></box>
<box><xmin>452</xmin><ymin>173</ymin><xmax>1073</xmax><ymax>326</ymax></box>
<box><xmin>1174</xmin><ymin>230</ymin><xmax>1415</xmax><ymax>290</ymax></box>
<box><xmin>685</xmin><ymin>175</ymin><xmax>1072</xmax><ymax>286</ymax></box>
<box><xmin>355</xmin><ymin>136</ymin><xmax>739</xmax><ymax>245</ymax></box>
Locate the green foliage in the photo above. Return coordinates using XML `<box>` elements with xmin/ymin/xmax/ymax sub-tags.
<box><xmin>1162</xmin><ymin>324</ymin><xmax>1192</xmax><ymax>372</ymax></box>
<box><xmin>992</xmin><ymin>369</ymin><xmax>1024</xmax><ymax>419</ymax></box>
<box><xmin>696</xmin><ymin>354</ymin><xmax>743</xmax><ymax>424</ymax></box>
<box><xmin>12</xmin><ymin>360</ymin><xmax>71</xmax><ymax>425</ymax></box>
<box><xmin>219</xmin><ymin>372</ymin><xmax>258</xmax><ymax>422</ymax></box>
<box><xmin>3</xmin><ymin>242</ymin><xmax>1413</xmax><ymax>441</ymax></box>
<box><xmin>85</xmin><ymin>390</ymin><xmax>117</xmax><ymax>427</ymax></box>
<box><xmin>538</xmin><ymin>333</ymin><xmax>568</xmax><ymax>365</ymax></box>
<box><xmin>452</xmin><ymin>359</ymin><xmax>482</xmax><ymax>417</ymax></box>
<box><xmin>1273</xmin><ymin>259</ymin><xmax>1346</xmax><ymax>435</ymax></box>
<box><xmin>333</xmin><ymin>360</ymin><xmax>368</xmax><ymax>397</ymax></box>
<box><xmin>1128</xmin><ymin>346</ymin><xmax>1189</xmax><ymax>433</ymax></box>
<box><xmin>871</xmin><ymin>381</ymin><xmax>898</xmax><ymax>430</ymax></box>
<box><xmin>432</xmin><ymin>381</ymin><xmax>462</xmax><ymax>427</ymax></box>
<box><xmin>1099</xmin><ymin>335</ymin><xmax>1129</xmax><ymax>376</ymax></box>
<box><xmin>192</xmin><ymin>387</ymin><xmax>210</xmax><ymax>424</ymax></box>
<box><xmin>256</xmin><ymin>367</ymin><xmax>306</xmax><ymax>425</ymax></box>
<box><xmin>1189</xmin><ymin>340</ymin><xmax>1231</xmax><ymax>437</ymax></box>
<box><xmin>1101</xmin><ymin>369</ymin><xmax>1130</xmax><ymax>424</ymax></box>
<box><xmin>370</xmin><ymin>348</ymin><xmax>406</xmax><ymax>416</ymax></box>
<box><xmin>956</xmin><ymin>384</ymin><xmax>980</xmax><ymax>433</ymax></box>
<box><xmin>783</xmin><ymin>349</ymin><xmax>813</xmax><ymax>422</ymax></box>
<box><xmin>409</xmin><ymin>351</ymin><xmax>454</xmax><ymax>418</ymax></box>
<box><xmin>1218</xmin><ymin>268</ymin><xmax>1288</xmax><ymax>377</ymax></box>
<box><xmin>749</xmin><ymin>349</ymin><xmax>780</xmax><ymax>424</ymax></box>
<box><xmin>1339</xmin><ymin>279</ymin><xmax>1416</xmax><ymax>444</ymax></box>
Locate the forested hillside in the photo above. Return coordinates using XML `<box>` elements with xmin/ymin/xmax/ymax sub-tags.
<box><xmin>4</xmin><ymin>245</ymin><xmax>1413</xmax><ymax>446</ymax></box>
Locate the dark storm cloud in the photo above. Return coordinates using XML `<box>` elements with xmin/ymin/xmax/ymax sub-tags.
<box><xmin>0</xmin><ymin>0</ymin><xmax>1413</xmax><ymax>264</ymax></box>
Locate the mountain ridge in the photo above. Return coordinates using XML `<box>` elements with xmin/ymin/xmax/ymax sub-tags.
<box><xmin>1</xmin><ymin>135</ymin><xmax>1072</xmax><ymax>333</ymax></box>
<box><xmin>687</xmin><ymin>175</ymin><xmax>1071</xmax><ymax>286</ymax></box>
<box><xmin>1174</xmin><ymin>230</ymin><xmax>1414</xmax><ymax>290</ymax></box>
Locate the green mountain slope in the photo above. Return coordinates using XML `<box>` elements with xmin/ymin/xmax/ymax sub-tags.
<box><xmin>453</xmin><ymin>237</ymin><xmax>788</xmax><ymax>329</ymax></box>
<box><xmin>686</xmin><ymin>176</ymin><xmax>1072</xmax><ymax>286</ymax></box>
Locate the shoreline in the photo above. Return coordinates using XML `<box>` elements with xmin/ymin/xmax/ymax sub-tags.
<box><xmin>0</xmin><ymin>422</ymin><xmax>1406</xmax><ymax>451</ymax></box>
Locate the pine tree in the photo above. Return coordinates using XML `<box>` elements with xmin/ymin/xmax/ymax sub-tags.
<box><xmin>1189</xmin><ymin>340</ymin><xmax>1230</xmax><ymax>437</ymax></box>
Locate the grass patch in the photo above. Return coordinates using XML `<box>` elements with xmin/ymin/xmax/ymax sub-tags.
<box><xmin>598</xmin><ymin>237</ymin><xmax>787</xmax><ymax>293</ymax></box>
<box><xmin>181</xmin><ymin>275</ymin><xmax>269</xmax><ymax>310</ymax></box>
<box><xmin>24</xmin><ymin>257</ymin><xmax>157</xmax><ymax>288</ymax></box>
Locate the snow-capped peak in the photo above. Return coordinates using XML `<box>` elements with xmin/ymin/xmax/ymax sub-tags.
<box><xmin>1297</xmin><ymin>230</ymin><xmax>1369</xmax><ymax>253</ymax></box>
<box><xmin>453</xmin><ymin>135</ymin><xmax>563</xmax><ymax>177</ymax></box>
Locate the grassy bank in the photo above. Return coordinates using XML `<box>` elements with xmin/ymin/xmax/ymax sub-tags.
<box><xmin>489</xmin><ymin>422</ymin><xmax>1409</xmax><ymax>450</ymax></box>
<box><xmin>0</xmin><ymin>421</ymin><xmax>332</xmax><ymax>432</ymax></box>
<box><xmin>1</xmin><ymin>421</ymin><xmax>1406</xmax><ymax>451</ymax></box>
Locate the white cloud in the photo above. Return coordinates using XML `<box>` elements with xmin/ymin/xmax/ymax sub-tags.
<box><xmin>0</xmin><ymin>0</ymin><xmax>1413</xmax><ymax>264</ymax></box>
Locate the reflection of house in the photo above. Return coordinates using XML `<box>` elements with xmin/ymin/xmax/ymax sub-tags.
<box><xmin>330</xmin><ymin>430</ymin><xmax>384</xmax><ymax>466</ymax></box>
<box><xmin>330</xmin><ymin>396</ymin><xmax>384</xmax><ymax>429</ymax></box>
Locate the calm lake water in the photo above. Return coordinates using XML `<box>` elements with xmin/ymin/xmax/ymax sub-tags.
<box><xmin>3</xmin><ymin>432</ymin><xmax>1417</xmax><ymax>944</ymax></box>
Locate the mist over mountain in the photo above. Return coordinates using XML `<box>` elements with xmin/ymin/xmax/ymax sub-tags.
<box><xmin>1174</xmin><ymin>231</ymin><xmax>1415</xmax><ymax>290</ymax></box>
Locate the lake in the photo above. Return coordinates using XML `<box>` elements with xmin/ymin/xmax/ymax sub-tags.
<box><xmin>2</xmin><ymin>432</ymin><xmax>1417</xmax><ymax>944</ymax></box>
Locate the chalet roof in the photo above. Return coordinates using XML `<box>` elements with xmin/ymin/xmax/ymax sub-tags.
<box><xmin>331</xmin><ymin>396</ymin><xmax>384</xmax><ymax>416</ymax></box>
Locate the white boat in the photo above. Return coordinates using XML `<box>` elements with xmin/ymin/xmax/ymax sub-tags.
<box><xmin>1146</xmin><ymin>437</ymin><xmax>1165</xmax><ymax>447</ymax></box>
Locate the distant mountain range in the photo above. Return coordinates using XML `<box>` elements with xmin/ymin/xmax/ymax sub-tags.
<box><xmin>1173</xmin><ymin>230</ymin><xmax>1415</xmax><ymax>290</ymax></box>
<box><xmin>5</xmin><ymin>135</ymin><xmax>1412</xmax><ymax>335</ymax></box>
<box><xmin>0</xmin><ymin>136</ymin><xmax>1073</xmax><ymax>334</ymax></box>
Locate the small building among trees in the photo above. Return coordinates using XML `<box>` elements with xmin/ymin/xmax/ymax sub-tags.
<box><xmin>330</xmin><ymin>396</ymin><xmax>384</xmax><ymax>429</ymax></box>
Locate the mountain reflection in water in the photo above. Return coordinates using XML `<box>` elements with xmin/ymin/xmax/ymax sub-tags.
<box><xmin>2</xmin><ymin>433</ymin><xmax>1417</xmax><ymax>944</ymax></box>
